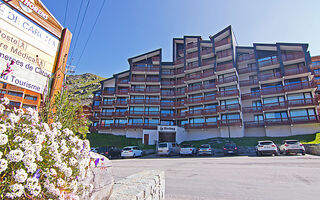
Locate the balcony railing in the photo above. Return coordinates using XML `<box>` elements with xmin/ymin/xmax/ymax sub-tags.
<box><xmin>152</xmin><ymin>57</ymin><xmax>160</xmax><ymax>62</ymax></box>
<box><xmin>117</xmin><ymin>79</ymin><xmax>129</xmax><ymax>84</ymax></box>
<box><xmin>186</xmin><ymin>110</ymin><xmax>203</xmax><ymax>116</ymax></box>
<box><xmin>132</xmin><ymin>66</ymin><xmax>160</xmax><ymax>72</ymax></box>
<box><xmin>146</xmin><ymin>77</ymin><xmax>160</xmax><ymax>82</ymax></box>
<box><xmin>186</xmin><ymin>52</ymin><xmax>198</xmax><ymax>59</ymax></box>
<box><xmin>175</xmin><ymin>68</ymin><xmax>185</xmax><ymax>75</ymax></box>
<box><xmin>259</xmin><ymin>72</ymin><xmax>281</xmax><ymax>81</ymax></box>
<box><xmin>216</xmin><ymin>50</ymin><xmax>232</xmax><ymax>59</ymax></box>
<box><xmin>217</xmin><ymin>89</ymin><xmax>239</xmax><ymax>98</ymax></box>
<box><xmin>100</xmin><ymin>112</ymin><xmax>113</xmax><ymax>117</ymax></box>
<box><xmin>242</xmin><ymin>106</ymin><xmax>262</xmax><ymax>113</ymax></box>
<box><xmin>162</xmin><ymin>71</ymin><xmax>175</xmax><ymax>76</ymax></box>
<box><xmin>238</xmin><ymin>53</ymin><xmax>255</xmax><ymax>62</ymax></box>
<box><xmin>130</xmin><ymin>88</ymin><xmax>145</xmax><ymax>93</ymax></box>
<box><xmin>116</xmin><ymin>89</ymin><xmax>129</xmax><ymax>95</ymax></box>
<box><xmin>219</xmin><ymin>103</ymin><xmax>241</xmax><ymax>112</ymax></box>
<box><xmin>262</xmin><ymin>101</ymin><xmax>287</xmax><ymax>111</ymax></box>
<box><xmin>215</xmin><ymin>37</ymin><xmax>231</xmax><ymax>47</ymax></box>
<box><xmin>131</xmin><ymin>77</ymin><xmax>146</xmax><ymax>82</ymax></box>
<box><xmin>244</xmin><ymin>121</ymin><xmax>265</xmax><ymax>127</ymax></box>
<box><xmin>160</xmin><ymin>113</ymin><xmax>175</xmax><ymax>119</ymax></box>
<box><xmin>174</xmin><ymin>58</ymin><xmax>184</xmax><ymax>65</ymax></box>
<box><xmin>128</xmin><ymin>99</ymin><xmax>145</xmax><ymax>104</ymax></box>
<box><xmin>202</xmin><ymin>107</ymin><xmax>218</xmax><ymax>115</ymax></box>
<box><xmin>241</xmin><ymin>92</ymin><xmax>261</xmax><ymax>100</ymax></box>
<box><xmin>282</xmin><ymin>52</ymin><xmax>304</xmax><ymax>62</ymax></box>
<box><xmin>238</xmin><ymin>64</ymin><xmax>257</xmax><ymax>74</ymax></box>
<box><xmin>161</xmin><ymin>81</ymin><xmax>175</xmax><ymax>86</ymax></box>
<box><xmin>93</xmin><ymin>96</ymin><xmax>102</xmax><ymax>101</ymax></box>
<box><xmin>145</xmin><ymin>88</ymin><xmax>161</xmax><ymax>93</ymax></box>
<box><xmin>114</xmin><ymin>100</ymin><xmax>127</xmax><ymax>106</ymax></box>
<box><xmin>161</xmin><ymin>91</ymin><xmax>175</xmax><ymax>96</ymax></box>
<box><xmin>203</xmin><ymin>95</ymin><xmax>217</xmax><ymax>102</ymax></box>
<box><xmin>102</xmin><ymin>90</ymin><xmax>115</xmax><ymax>95</ymax></box>
<box><xmin>258</xmin><ymin>57</ymin><xmax>279</xmax><ymax>68</ymax></box>
<box><xmin>218</xmin><ymin>119</ymin><xmax>242</xmax><ymax>126</ymax></box>
<box><xmin>284</xmin><ymin>81</ymin><xmax>316</xmax><ymax>92</ymax></box>
<box><xmin>175</xmin><ymin>90</ymin><xmax>186</xmax><ymax>96</ymax></box>
<box><xmin>185</xmin><ymin>74</ymin><xmax>202</xmax><ymax>81</ymax></box>
<box><xmin>145</xmin><ymin>99</ymin><xmax>160</xmax><ymax>105</ymax></box>
<box><xmin>216</xmin><ymin>75</ymin><xmax>237</xmax><ymax>85</ymax></box>
<box><xmin>201</xmin><ymin>49</ymin><xmax>214</xmax><ymax>56</ymax></box>
<box><xmin>160</xmin><ymin>102</ymin><xmax>175</xmax><ymax>107</ymax></box>
<box><xmin>110</xmin><ymin>123</ymin><xmax>127</xmax><ymax>129</ymax></box>
<box><xmin>260</xmin><ymin>86</ymin><xmax>284</xmax><ymax>95</ymax></box>
<box><xmin>186</xmin><ymin>42</ymin><xmax>197</xmax><ymax>49</ymax></box>
<box><xmin>202</xmin><ymin>83</ymin><xmax>216</xmax><ymax>90</ymax></box>
<box><xmin>186</xmin><ymin>62</ymin><xmax>199</xmax><ymax>70</ymax></box>
<box><xmin>239</xmin><ymin>79</ymin><xmax>258</xmax><ymax>87</ymax></box>
<box><xmin>187</xmin><ymin>97</ymin><xmax>203</xmax><ymax>104</ymax></box>
<box><xmin>201</xmin><ymin>59</ymin><xmax>215</xmax><ymax>67</ymax></box>
<box><xmin>216</xmin><ymin>63</ymin><xmax>234</xmax><ymax>72</ymax></box>
<box><xmin>175</xmin><ymin>79</ymin><xmax>185</xmax><ymax>85</ymax></box>
<box><xmin>175</xmin><ymin>112</ymin><xmax>187</xmax><ymax>118</ymax></box>
<box><xmin>112</xmin><ymin>111</ymin><xmax>127</xmax><ymax>117</ymax></box>
<box><xmin>175</xmin><ymin>101</ymin><xmax>186</xmax><ymax>107</ymax></box>
<box><xmin>187</xmin><ymin>85</ymin><xmax>202</xmax><ymax>93</ymax></box>
<box><xmin>287</xmin><ymin>98</ymin><xmax>317</xmax><ymax>107</ymax></box>
<box><xmin>264</xmin><ymin>117</ymin><xmax>290</xmax><ymax>126</ymax></box>
<box><xmin>284</xmin><ymin>67</ymin><xmax>308</xmax><ymax>76</ymax></box>
<box><xmin>290</xmin><ymin>115</ymin><xmax>319</xmax><ymax>124</ymax></box>
<box><xmin>202</xmin><ymin>71</ymin><xmax>215</xmax><ymax>79</ymax></box>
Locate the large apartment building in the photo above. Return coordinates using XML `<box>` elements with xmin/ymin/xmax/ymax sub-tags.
<box><xmin>91</xmin><ymin>26</ymin><xmax>320</xmax><ymax>144</ymax></box>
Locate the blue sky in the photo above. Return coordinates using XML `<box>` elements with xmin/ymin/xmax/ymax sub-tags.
<box><xmin>41</xmin><ymin>0</ymin><xmax>320</xmax><ymax>78</ymax></box>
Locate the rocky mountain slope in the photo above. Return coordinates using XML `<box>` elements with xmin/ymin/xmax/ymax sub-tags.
<box><xmin>66</xmin><ymin>73</ymin><xmax>105</xmax><ymax>105</ymax></box>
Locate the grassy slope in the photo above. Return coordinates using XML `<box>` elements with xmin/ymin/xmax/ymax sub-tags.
<box><xmin>88</xmin><ymin>132</ymin><xmax>320</xmax><ymax>150</ymax></box>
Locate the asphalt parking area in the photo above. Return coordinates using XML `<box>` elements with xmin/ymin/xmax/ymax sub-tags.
<box><xmin>111</xmin><ymin>154</ymin><xmax>320</xmax><ymax>200</ymax></box>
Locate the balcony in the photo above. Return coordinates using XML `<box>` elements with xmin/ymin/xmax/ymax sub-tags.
<box><xmin>128</xmin><ymin>111</ymin><xmax>144</xmax><ymax>116</ymax></box>
<box><xmin>186</xmin><ymin>110</ymin><xmax>203</xmax><ymax>117</ymax></box>
<box><xmin>102</xmin><ymin>90</ymin><xmax>115</xmax><ymax>95</ymax></box>
<box><xmin>146</xmin><ymin>77</ymin><xmax>160</xmax><ymax>82</ymax></box>
<box><xmin>216</xmin><ymin>75</ymin><xmax>237</xmax><ymax>85</ymax></box>
<box><xmin>186</xmin><ymin>52</ymin><xmax>198</xmax><ymax>60</ymax></box>
<box><xmin>238</xmin><ymin>64</ymin><xmax>257</xmax><ymax>74</ymax></box>
<box><xmin>284</xmin><ymin>81</ymin><xmax>316</xmax><ymax>92</ymax></box>
<box><xmin>187</xmin><ymin>85</ymin><xmax>202</xmax><ymax>93</ymax></box>
<box><xmin>152</xmin><ymin>57</ymin><xmax>160</xmax><ymax>63</ymax></box>
<box><xmin>202</xmin><ymin>71</ymin><xmax>215</xmax><ymax>79</ymax></box>
<box><xmin>218</xmin><ymin>119</ymin><xmax>242</xmax><ymax>126</ymax></box>
<box><xmin>203</xmin><ymin>95</ymin><xmax>217</xmax><ymax>102</ymax></box>
<box><xmin>287</xmin><ymin>98</ymin><xmax>317</xmax><ymax>107</ymax></box>
<box><xmin>175</xmin><ymin>90</ymin><xmax>186</xmax><ymax>96</ymax></box>
<box><xmin>215</xmin><ymin>37</ymin><xmax>231</xmax><ymax>47</ymax></box>
<box><xmin>114</xmin><ymin>100</ymin><xmax>127</xmax><ymax>106</ymax></box>
<box><xmin>217</xmin><ymin>90</ymin><xmax>239</xmax><ymax>98</ymax></box>
<box><xmin>186</xmin><ymin>62</ymin><xmax>199</xmax><ymax>71</ymax></box>
<box><xmin>219</xmin><ymin>103</ymin><xmax>241</xmax><ymax>112</ymax></box>
<box><xmin>117</xmin><ymin>79</ymin><xmax>129</xmax><ymax>84</ymax></box>
<box><xmin>184</xmin><ymin>123</ymin><xmax>205</xmax><ymax>129</ymax></box>
<box><xmin>146</xmin><ymin>88</ymin><xmax>160</xmax><ymax>93</ymax></box>
<box><xmin>259</xmin><ymin>72</ymin><xmax>281</xmax><ymax>82</ymax></box>
<box><xmin>201</xmin><ymin>49</ymin><xmax>214</xmax><ymax>56</ymax></box>
<box><xmin>202</xmin><ymin>83</ymin><xmax>216</xmax><ymax>91</ymax></box>
<box><xmin>145</xmin><ymin>99</ymin><xmax>160</xmax><ymax>105</ymax></box>
<box><xmin>131</xmin><ymin>77</ymin><xmax>146</xmax><ymax>82</ymax></box>
<box><xmin>127</xmin><ymin>123</ymin><xmax>158</xmax><ymax>129</ymax></box>
<box><xmin>282</xmin><ymin>52</ymin><xmax>304</xmax><ymax>62</ymax></box>
<box><xmin>175</xmin><ymin>112</ymin><xmax>186</xmax><ymax>118</ymax></box>
<box><xmin>262</xmin><ymin>101</ymin><xmax>287</xmax><ymax>111</ymax></box>
<box><xmin>258</xmin><ymin>57</ymin><xmax>279</xmax><ymax>68</ymax></box>
<box><xmin>201</xmin><ymin>59</ymin><xmax>215</xmax><ymax>67</ymax></box>
<box><xmin>185</xmin><ymin>74</ymin><xmax>202</xmax><ymax>81</ymax></box>
<box><xmin>98</xmin><ymin>124</ymin><xmax>113</xmax><ymax>130</ymax></box>
<box><xmin>161</xmin><ymin>91</ymin><xmax>175</xmax><ymax>96</ymax></box>
<box><xmin>216</xmin><ymin>50</ymin><xmax>232</xmax><ymax>60</ymax></box>
<box><xmin>244</xmin><ymin>121</ymin><xmax>265</xmax><ymax>128</ymax></box>
<box><xmin>160</xmin><ymin>102</ymin><xmax>175</xmax><ymax>107</ymax></box>
<box><xmin>111</xmin><ymin>123</ymin><xmax>127</xmax><ymax>129</ymax></box>
<box><xmin>238</xmin><ymin>53</ymin><xmax>255</xmax><ymax>63</ymax></box>
<box><xmin>128</xmin><ymin>99</ymin><xmax>145</xmax><ymax>104</ymax></box>
<box><xmin>175</xmin><ymin>101</ymin><xmax>186</xmax><ymax>107</ymax></box>
<box><xmin>116</xmin><ymin>89</ymin><xmax>129</xmax><ymax>95</ymax></box>
<box><xmin>242</xmin><ymin>106</ymin><xmax>262</xmax><ymax>113</ymax></box>
<box><xmin>264</xmin><ymin>117</ymin><xmax>290</xmax><ymax>126</ymax></box>
<box><xmin>239</xmin><ymin>79</ymin><xmax>258</xmax><ymax>87</ymax></box>
<box><xmin>260</xmin><ymin>86</ymin><xmax>284</xmax><ymax>96</ymax></box>
<box><xmin>93</xmin><ymin>96</ymin><xmax>102</xmax><ymax>101</ymax></box>
<box><xmin>100</xmin><ymin>112</ymin><xmax>113</xmax><ymax>117</ymax></box>
<box><xmin>144</xmin><ymin>111</ymin><xmax>160</xmax><ymax>117</ymax></box>
<box><xmin>89</xmin><ymin>115</ymin><xmax>100</xmax><ymax>121</ymax></box>
<box><xmin>160</xmin><ymin>113</ymin><xmax>175</xmax><ymax>119</ymax></box>
<box><xmin>162</xmin><ymin>71</ymin><xmax>175</xmax><ymax>76</ymax></box>
<box><xmin>187</xmin><ymin>97</ymin><xmax>203</xmax><ymax>104</ymax></box>
<box><xmin>23</xmin><ymin>98</ymin><xmax>38</xmax><ymax>105</ymax></box>
<box><xmin>284</xmin><ymin>67</ymin><xmax>309</xmax><ymax>76</ymax></box>
<box><xmin>132</xmin><ymin>65</ymin><xmax>160</xmax><ymax>73</ymax></box>
<box><xmin>290</xmin><ymin>115</ymin><xmax>319</xmax><ymax>124</ymax></box>
<box><xmin>175</xmin><ymin>68</ymin><xmax>185</xmax><ymax>75</ymax></box>
<box><xmin>216</xmin><ymin>63</ymin><xmax>234</xmax><ymax>72</ymax></box>
<box><xmin>241</xmin><ymin>92</ymin><xmax>261</xmax><ymax>100</ymax></box>
<box><xmin>143</xmin><ymin>123</ymin><xmax>158</xmax><ymax>129</ymax></box>
<box><xmin>161</xmin><ymin>81</ymin><xmax>175</xmax><ymax>86</ymax></box>
<box><xmin>112</xmin><ymin>111</ymin><xmax>127</xmax><ymax>117</ymax></box>
<box><xmin>174</xmin><ymin>58</ymin><xmax>184</xmax><ymax>65</ymax></box>
<box><xmin>6</xmin><ymin>84</ymin><xmax>24</xmax><ymax>92</ymax></box>
<box><xmin>186</xmin><ymin>42</ymin><xmax>197</xmax><ymax>49</ymax></box>
<box><xmin>202</xmin><ymin>107</ymin><xmax>218</xmax><ymax>115</ymax></box>
<box><xmin>92</xmin><ymin>106</ymin><xmax>100</xmax><ymax>111</ymax></box>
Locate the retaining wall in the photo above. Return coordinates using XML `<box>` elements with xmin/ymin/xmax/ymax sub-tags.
<box><xmin>303</xmin><ymin>144</ymin><xmax>320</xmax><ymax>156</ymax></box>
<box><xmin>109</xmin><ymin>170</ymin><xmax>165</xmax><ymax>200</ymax></box>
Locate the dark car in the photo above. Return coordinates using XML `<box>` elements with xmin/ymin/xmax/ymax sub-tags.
<box><xmin>98</xmin><ymin>146</ymin><xmax>121</xmax><ymax>159</ymax></box>
<box><xmin>223</xmin><ymin>143</ymin><xmax>238</xmax><ymax>156</ymax></box>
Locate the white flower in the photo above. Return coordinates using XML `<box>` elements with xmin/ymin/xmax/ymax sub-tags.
<box><xmin>65</xmin><ymin>167</ymin><xmax>72</xmax><ymax>178</ymax></box>
<box><xmin>49</xmin><ymin>168</ymin><xmax>57</xmax><ymax>176</ymax></box>
<box><xmin>25</xmin><ymin>163</ymin><xmax>37</xmax><ymax>173</ymax></box>
<box><xmin>25</xmin><ymin>177</ymin><xmax>41</xmax><ymax>196</ymax></box>
<box><xmin>8</xmin><ymin>113</ymin><xmax>20</xmax><ymax>124</ymax></box>
<box><xmin>13</xmin><ymin>136</ymin><xmax>23</xmax><ymax>143</ymax></box>
<box><xmin>7</xmin><ymin>149</ymin><xmax>24</xmax><ymax>162</ymax></box>
<box><xmin>0</xmin><ymin>104</ymin><xmax>5</xmax><ymax>114</ymax></box>
<box><xmin>0</xmin><ymin>151</ymin><xmax>2</xmax><ymax>158</ymax></box>
<box><xmin>34</xmin><ymin>134</ymin><xmax>45</xmax><ymax>144</ymax></box>
<box><xmin>32</xmin><ymin>143</ymin><xmax>42</xmax><ymax>154</ymax></box>
<box><xmin>42</xmin><ymin>123</ymin><xmax>50</xmax><ymax>132</ymax></box>
<box><xmin>57</xmin><ymin>178</ymin><xmax>65</xmax><ymax>187</ymax></box>
<box><xmin>19</xmin><ymin>140</ymin><xmax>32</xmax><ymax>150</ymax></box>
<box><xmin>5</xmin><ymin>184</ymin><xmax>24</xmax><ymax>198</ymax></box>
<box><xmin>0</xmin><ymin>124</ymin><xmax>6</xmax><ymax>134</ymax></box>
<box><xmin>14</xmin><ymin>169</ymin><xmax>28</xmax><ymax>183</ymax></box>
<box><xmin>1</xmin><ymin>97</ymin><xmax>9</xmax><ymax>105</ymax></box>
<box><xmin>69</xmin><ymin>157</ymin><xmax>77</xmax><ymax>166</ymax></box>
<box><xmin>0</xmin><ymin>134</ymin><xmax>8</xmax><ymax>145</ymax></box>
<box><xmin>16</xmin><ymin>108</ymin><xmax>24</xmax><ymax>116</ymax></box>
<box><xmin>22</xmin><ymin>154</ymin><xmax>35</xmax><ymax>165</ymax></box>
<box><xmin>0</xmin><ymin>158</ymin><xmax>8</xmax><ymax>173</ymax></box>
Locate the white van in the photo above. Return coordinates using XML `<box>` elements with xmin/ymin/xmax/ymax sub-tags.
<box><xmin>157</xmin><ymin>142</ymin><xmax>179</xmax><ymax>156</ymax></box>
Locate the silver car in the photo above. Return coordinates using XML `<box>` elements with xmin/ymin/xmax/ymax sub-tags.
<box><xmin>279</xmin><ymin>140</ymin><xmax>305</xmax><ymax>155</ymax></box>
<box><xmin>198</xmin><ymin>144</ymin><xmax>214</xmax><ymax>156</ymax></box>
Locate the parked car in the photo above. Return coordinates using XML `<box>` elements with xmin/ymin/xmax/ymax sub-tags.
<box><xmin>223</xmin><ymin>143</ymin><xmax>238</xmax><ymax>156</ymax></box>
<box><xmin>180</xmin><ymin>144</ymin><xmax>197</xmax><ymax>156</ymax></box>
<box><xmin>279</xmin><ymin>140</ymin><xmax>305</xmax><ymax>155</ymax></box>
<box><xmin>90</xmin><ymin>147</ymin><xmax>99</xmax><ymax>153</ymax></box>
<box><xmin>121</xmin><ymin>146</ymin><xmax>143</xmax><ymax>158</ymax></box>
<box><xmin>97</xmin><ymin>146</ymin><xmax>121</xmax><ymax>159</ymax></box>
<box><xmin>198</xmin><ymin>144</ymin><xmax>214</xmax><ymax>156</ymax></box>
<box><xmin>256</xmin><ymin>141</ymin><xmax>279</xmax><ymax>156</ymax></box>
<box><xmin>157</xmin><ymin>142</ymin><xmax>180</xmax><ymax>156</ymax></box>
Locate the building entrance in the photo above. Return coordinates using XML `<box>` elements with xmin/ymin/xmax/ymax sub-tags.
<box><xmin>159</xmin><ymin>132</ymin><xmax>176</xmax><ymax>142</ymax></box>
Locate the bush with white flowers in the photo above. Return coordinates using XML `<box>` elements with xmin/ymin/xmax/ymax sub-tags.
<box><xmin>0</xmin><ymin>97</ymin><xmax>95</xmax><ymax>199</ymax></box>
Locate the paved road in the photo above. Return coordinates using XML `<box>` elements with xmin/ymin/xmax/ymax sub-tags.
<box><xmin>111</xmin><ymin>154</ymin><xmax>320</xmax><ymax>200</ymax></box>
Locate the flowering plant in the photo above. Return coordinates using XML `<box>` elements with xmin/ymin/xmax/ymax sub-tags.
<box><xmin>0</xmin><ymin>97</ymin><xmax>95</xmax><ymax>199</ymax></box>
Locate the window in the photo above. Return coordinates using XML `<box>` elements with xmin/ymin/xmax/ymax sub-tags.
<box><xmin>190</xmin><ymin>118</ymin><xmax>204</xmax><ymax>124</ymax></box>
<box><xmin>9</xmin><ymin>101</ymin><xmax>20</xmax><ymax>107</ymax></box>
<box><xmin>128</xmin><ymin>118</ymin><xmax>143</xmax><ymax>124</ymax></box>
<box><xmin>206</xmin><ymin>117</ymin><xmax>217</xmax><ymax>122</ymax></box>
<box><xmin>263</xmin><ymin>96</ymin><xmax>285</xmax><ymax>104</ymax></box>
<box><xmin>220</xmin><ymin>85</ymin><xmax>237</xmax><ymax>91</ymax></box>
<box><xmin>101</xmin><ymin>119</ymin><xmax>113</xmax><ymax>125</ymax></box>
<box><xmin>115</xmin><ymin>119</ymin><xmax>127</xmax><ymax>124</ymax></box>
<box><xmin>287</xmin><ymin>92</ymin><xmax>311</xmax><ymax>100</ymax></box>
<box><xmin>103</xmin><ymin>87</ymin><xmax>115</xmax><ymax>92</ymax></box>
<box><xmin>251</xmin><ymin>87</ymin><xmax>260</xmax><ymax>93</ymax></box>
<box><xmin>93</xmin><ymin>101</ymin><xmax>100</xmax><ymax>106</ymax></box>
<box><xmin>130</xmin><ymin>107</ymin><xmax>144</xmax><ymax>111</ymax></box>
<box><xmin>102</xmin><ymin>108</ymin><xmax>113</xmax><ymax>113</ymax></box>
<box><xmin>221</xmin><ymin>114</ymin><xmax>240</xmax><ymax>120</ymax></box>
<box><xmin>265</xmin><ymin>111</ymin><xmax>288</xmax><ymax>119</ymax></box>
<box><xmin>22</xmin><ymin>104</ymin><xmax>36</xmax><ymax>109</ymax></box>
<box><xmin>252</xmin><ymin>100</ymin><xmax>262</xmax><ymax>107</ymax></box>
<box><xmin>145</xmin><ymin>107</ymin><xmax>159</xmax><ymax>112</ymax></box>
<box><xmin>160</xmin><ymin>120</ymin><xmax>174</xmax><ymax>125</ymax></box>
<box><xmin>8</xmin><ymin>91</ymin><xmax>23</xmax><ymax>97</ymax></box>
<box><xmin>161</xmin><ymin>109</ymin><xmax>174</xmax><ymax>114</ymax></box>
<box><xmin>144</xmin><ymin>118</ymin><xmax>159</xmax><ymax>124</ymax></box>
<box><xmin>103</xmin><ymin>98</ymin><xmax>114</xmax><ymax>103</ymax></box>
<box><xmin>24</xmin><ymin>95</ymin><xmax>37</xmax><ymax>101</ymax></box>
<box><xmin>290</xmin><ymin>109</ymin><xmax>315</xmax><ymax>117</ymax></box>
<box><xmin>220</xmin><ymin>98</ymin><xmax>238</xmax><ymax>105</ymax></box>
<box><xmin>254</xmin><ymin>114</ymin><xmax>264</xmax><ymax>121</ymax></box>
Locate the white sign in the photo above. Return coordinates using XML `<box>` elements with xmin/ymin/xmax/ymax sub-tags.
<box><xmin>157</xmin><ymin>126</ymin><xmax>177</xmax><ymax>132</ymax></box>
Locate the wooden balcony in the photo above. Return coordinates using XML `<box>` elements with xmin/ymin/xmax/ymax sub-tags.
<box><xmin>216</xmin><ymin>75</ymin><xmax>237</xmax><ymax>85</ymax></box>
<box><xmin>116</xmin><ymin>89</ymin><xmax>129</xmax><ymax>95</ymax></box>
<box><xmin>145</xmin><ymin>88</ymin><xmax>160</xmax><ymax>93</ymax></box>
<box><xmin>238</xmin><ymin>64</ymin><xmax>257</xmax><ymax>74</ymax></box>
<box><xmin>238</xmin><ymin>53</ymin><xmax>255</xmax><ymax>62</ymax></box>
<box><xmin>259</xmin><ymin>72</ymin><xmax>281</xmax><ymax>82</ymax></box>
<box><xmin>160</xmin><ymin>102</ymin><xmax>175</xmax><ymax>107</ymax></box>
<box><xmin>219</xmin><ymin>103</ymin><xmax>241</xmax><ymax>112</ymax></box>
<box><xmin>127</xmin><ymin>123</ymin><xmax>157</xmax><ymax>129</ymax></box>
<box><xmin>6</xmin><ymin>84</ymin><xmax>24</xmax><ymax>92</ymax></box>
<box><xmin>201</xmin><ymin>59</ymin><xmax>215</xmax><ymax>67</ymax></box>
<box><xmin>201</xmin><ymin>49</ymin><xmax>214</xmax><ymax>56</ymax></box>
<box><xmin>284</xmin><ymin>81</ymin><xmax>316</xmax><ymax>92</ymax></box>
<box><xmin>131</xmin><ymin>77</ymin><xmax>146</xmax><ymax>82</ymax></box>
<box><xmin>161</xmin><ymin>81</ymin><xmax>175</xmax><ymax>86</ymax></box>
<box><xmin>217</xmin><ymin>90</ymin><xmax>239</xmax><ymax>98</ymax></box>
<box><xmin>201</xmin><ymin>71</ymin><xmax>215</xmax><ymax>79</ymax></box>
<box><xmin>284</xmin><ymin>67</ymin><xmax>308</xmax><ymax>76</ymax></box>
<box><xmin>244</xmin><ymin>121</ymin><xmax>265</xmax><ymax>128</ymax></box>
<box><xmin>241</xmin><ymin>92</ymin><xmax>261</xmax><ymax>100</ymax></box>
<box><xmin>117</xmin><ymin>79</ymin><xmax>129</xmax><ymax>84</ymax></box>
<box><xmin>264</xmin><ymin>117</ymin><xmax>290</xmax><ymax>126</ymax></box>
<box><xmin>146</xmin><ymin>77</ymin><xmax>160</xmax><ymax>82</ymax></box>
<box><xmin>287</xmin><ymin>98</ymin><xmax>318</xmax><ymax>107</ymax></box>
<box><xmin>128</xmin><ymin>99</ymin><xmax>145</xmax><ymax>104</ymax></box>
<box><xmin>258</xmin><ymin>57</ymin><xmax>279</xmax><ymax>68</ymax></box>
<box><xmin>202</xmin><ymin>83</ymin><xmax>216</xmax><ymax>91</ymax></box>
<box><xmin>112</xmin><ymin>111</ymin><xmax>127</xmax><ymax>117</ymax></box>
<box><xmin>186</xmin><ymin>42</ymin><xmax>197</xmax><ymax>49</ymax></box>
<box><xmin>102</xmin><ymin>90</ymin><xmax>115</xmax><ymax>95</ymax></box>
<box><xmin>282</xmin><ymin>52</ymin><xmax>304</xmax><ymax>62</ymax></box>
<box><xmin>262</xmin><ymin>101</ymin><xmax>287</xmax><ymax>111</ymax></box>
<box><xmin>216</xmin><ymin>49</ymin><xmax>232</xmax><ymax>59</ymax></box>
<box><xmin>129</xmin><ymin>88</ymin><xmax>146</xmax><ymax>94</ymax></box>
<box><xmin>242</xmin><ymin>106</ymin><xmax>262</xmax><ymax>113</ymax></box>
<box><xmin>161</xmin><ymin>91</ymin><xmax>175</xmax><ymax>96</ymax></box>
<box><xmin>100</xmin><ymin>112</ymin><xmax>113</xmax><ymax>117</ymax></box>
<box><xmin>23</xmin><ymin>98</ymin><xmax>38</xmax><ymax>106</ymax></box>
<box><xmin>290</xmin><ymin>115</ymin><xmax>319</xmax><ymax>124</ymax></box>
<box><xmin>186</xmin><ymin>110</ymin><xmax>203</xmax><ymax>117</ymax></box>
<box><xmin>202</xmin><ymin>107</ymin><xmax>218</xmax><ymax>115</ymax></box>
<box><xmin>187</xmin><ymin>85</ymin><xmax>202</xmax><ymax>93</ymax></box>
<box><xmin>216</xmin><ymin>63</ymin><xmax>234</xmax><ymax>72</ymax></box>
<box><xmin>184</xmin><ymin>122</ymin><xmax>219</xmax><ymax>129</ymax></box>
<box><xmin>239</xmin><ymin>79</ymin><xmax>258</xmax><ymax>87</ymax></box>
<box><xmin>260</xmin><ymin>86</ymin><xmax>284</xmax><ymax>96</ymax></box>
<box><xmin>110</xmin><ymin>123</ymin><xmax>127</xmax><ymax>129</ymax></box>
<box><xmin>185</xmin><ymin>74</ymin><xmax>202</xmax><ymax>81</ymax></box>
<box><xmin>174</xmin><ymin>58</ymin><xmax>184</xmax><ymax>65</ymax></box>
<box><xmin>186</xmin><ymin>52</ymin><xmax>198</xmax><ymax>60</ymax></box>
<box><xmin>114</xmin><ymin>100</ymin><xmax>127</xmax><ymax>106</ymax></box>
<box><xmin>215</xmin><ymin>37</ymin><xmax>231</xmax><ymax>47</ymax></box>
<box><xmin>218</xmin><ymin>119</ymin><xmax>242</xmax><ymax>126</ymax></box>
<box><xmin>132</xmin><ymin>66</ymin><xmax>160</xmax><ymax>72</ymax></box>
<box><xmin>175</xmin><ymin>69</ymin><xmax>185</xmax><ymax>75</ymax></box>
<box><xmin>175</xmin><ymin>113</ymin><xmax>187</xmax><ymax>118</ymax></box>
<box><xmin>202</xmin><ymin>95</ymin><xmax>217</xmax><ymax>102</ymax></box>
<box><xmin>162</xmin><ymin>71</ymin><xmax>175</xmax><ymax>76</ymax></box>
<box><xmin>175</xmin><ymin>90</ymin><xmax>186</xmax><ymax>96</ymax></box>
<box><xmin>144</xmin><ymin>111</ymin><xmax>160</xmax><ymax>117</ymax></box>
<box><xmin>175</xmin><ymin>101</ymin><xmax>186</xmax><ymax>107</ymax></box>
<box><xmin>160</xmin><ymin>113</ymin><xmax>175</xmax><ymax>119</ymax></box>
<box><xmin>187</xmin><ymin>97</ymin><xmax>203</xmax><ymax>104</ymax></box>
